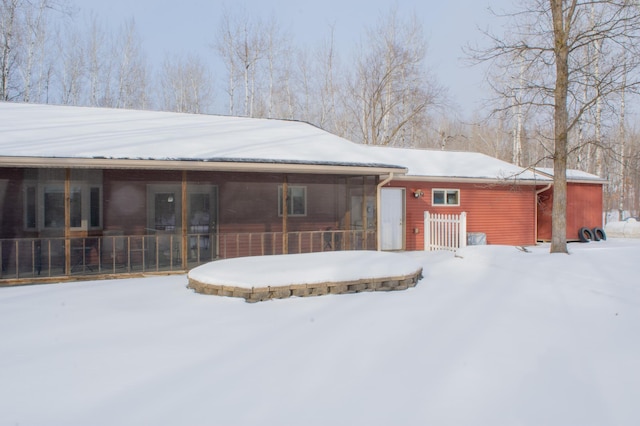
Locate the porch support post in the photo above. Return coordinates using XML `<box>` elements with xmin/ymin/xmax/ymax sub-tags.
<box><xmin>64</xmin><ymin>168</ymin><xmax>71</xmax><ymax>275</ymax></box>
<box><xmin>362</xmin><ymin>178</ymin><xmax>368</xmax><ymax>248</ymax></box>
<box><xmin>181</xmin><ymin>170</ymin><xmax>188</xmax><ymax>269</ymax></box>
<box><xmin>282</xmin><ymin>176</ymin><xmax>288</xmax><ymax>254</ymax></box>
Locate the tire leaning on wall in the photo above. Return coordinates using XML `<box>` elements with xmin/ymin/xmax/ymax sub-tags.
<box><xmin>592</xmin><ymin>227</ymin><xmax>607</xmax><ymax>241</ymax></box>
<box><xmin>578</xmin><ymin>227</ymin><xmax>593</xmax><ymax>243</ymax></box>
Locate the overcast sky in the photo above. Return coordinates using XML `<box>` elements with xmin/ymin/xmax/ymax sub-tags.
<box><xmin>78</xmin><ymin>0</ymin><xmax>512</xmax><ymax>117</ymax></box>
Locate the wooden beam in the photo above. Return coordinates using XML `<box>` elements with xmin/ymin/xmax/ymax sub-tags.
<box><xmin>181</xmin><ymin>171</ymin><xmax>188</xmax><ymax>269</ymax></box>
<box><xmin>64</xmin><ymin>168</ymin><xmax>71</xmax><ymax>275</ymax></box>
<box><xmin>282</xmin><ymin>176</ymin><xmax>288</xmax><ymax>254</ymax></box>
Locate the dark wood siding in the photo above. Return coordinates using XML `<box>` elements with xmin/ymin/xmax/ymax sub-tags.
<box><xmin>0</xmin><ymin>168</ymin><xmax>24</xmax><ymax>239</ymax></box>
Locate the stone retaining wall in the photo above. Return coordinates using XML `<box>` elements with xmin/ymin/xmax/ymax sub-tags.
<box><xmin>188</xmin><ymin>268</ymin><xmax>423</xmax><ymax>303</ymax></box>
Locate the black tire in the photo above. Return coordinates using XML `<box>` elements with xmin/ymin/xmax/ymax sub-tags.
<box><xmin>578</xmin><ymin>227</ymin><xmax>593</xmax><ymax>243</ymax></box>
<box><xmin>592</xmin><ymin>227</ymin><xmax>607</xmax><ymax>241</ymax></box>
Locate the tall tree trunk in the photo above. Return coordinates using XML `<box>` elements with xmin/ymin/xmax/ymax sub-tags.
<box><xmin>550</xmin><ymin>0</ymin><xmax>572</xmax><ymax>254</ymax></box>
<box><xmin>618</xmin><ymin>65</ymin><xmax>627</xmax><ymax>218</ymax></box>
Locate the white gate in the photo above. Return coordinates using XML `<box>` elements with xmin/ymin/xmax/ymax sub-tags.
<box><xmin>424</xmin><ymin>211</ymin><xmax>467</xmax><ymax>251</ymax></box>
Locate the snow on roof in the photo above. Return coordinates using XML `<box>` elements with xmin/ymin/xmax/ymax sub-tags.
<box><xmin>364</xmin><ymin>146</ymin><xmax>548</xmax><ymax>182</ymax></box>
<box><xmin>0</xmin><ymin>102</ymin><xmax>402</xmax><ymax>170</ymax></box>
<box><xmin>535</xmin><ymin>167</ymin><xmax>605</xmax><ymax>182</ymax></box>
<box><xmin>0</xmin><ymin>102</ymin><xmax>557</xmax><ymax>183</ymax></box>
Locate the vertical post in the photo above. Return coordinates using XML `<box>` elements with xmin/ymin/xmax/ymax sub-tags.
<box><xmin>64</xmin><ymin>168</ymin><xmax>71</xmax><ymax>275</ymax></box>
<box><xmin>181</xmin><ymin>171</ymin><xmax>188</xmax><ymax>269</ymax></box>
<box><xmin>361</xmin><ymin>179</ymin><xmax>367</xmax><ymax>250</ymax></box>
<box><xmin>460</xmin><ymin>212</ymin><xmax>468</xmax><ymax>249</ymax></box>
<box><xmin>423</xmin><ymin>211</ymin><xmax>430</xmax><ymax>251</ymax></box>
<box><xmin>282</xmin><ymin>176</ymin><xmax>288</xmax><ymax>254</ymax></box>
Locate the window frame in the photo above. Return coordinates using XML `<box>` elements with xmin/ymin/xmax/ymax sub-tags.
<box><xmin>278</xmin><ymin>185</ymin><xmax>307</xmax><ymax>217</ymax></box>
<box><xmin>431</xmin><ymin>188</ymin><xmax>460</xmax><ymax>207</ymax></box>
<box><xmin>24</xmin><ymin>183</ymin><xmax>103</xmax><ymax>231</ymax></box>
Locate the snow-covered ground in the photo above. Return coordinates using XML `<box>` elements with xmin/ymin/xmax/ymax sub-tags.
<box><xmin>606</xmin><ymin>218</ymin><xmax>640</xmax><ymax>238</ymax></box>
<box><xmin>1</xmin><ymin>240</ymin><xmax>639</xmax><ymax>426</ymax></box>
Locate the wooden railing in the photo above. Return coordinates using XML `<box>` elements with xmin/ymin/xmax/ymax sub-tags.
<box><xmin>0</xmin><ymin>229</ymin><xmax>376</xmax><ymax>282</ymax></box>
<box><xmin>218</xmin><ymin>229</ymin><xmax>376</xmax><ymax>258</ymax></box>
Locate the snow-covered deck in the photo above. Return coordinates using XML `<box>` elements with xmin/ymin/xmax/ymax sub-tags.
<box><xmin>187</xmin><ymin>251</ymin><xmax>424</xmax><ymax>302</ymax></box>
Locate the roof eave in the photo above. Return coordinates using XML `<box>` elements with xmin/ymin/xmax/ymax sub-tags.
<box><xmin>0</xmin><ymin>156</ymin><xmax>407</xmax><ymax>176</ymax></box>
<box><xmin>390</xmin><ymin>174</ymin><xmax>550</xmax><ymax>185</ymax></box>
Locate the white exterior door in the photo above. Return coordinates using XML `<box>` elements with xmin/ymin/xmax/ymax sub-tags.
<box><xmin>380</xmin><ymin>188</ymin><xmax>404</xmax><ymax>250</ymax></box>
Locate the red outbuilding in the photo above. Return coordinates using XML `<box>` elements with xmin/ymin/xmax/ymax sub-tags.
<box><xmin>364</xmin><ymin>147</ymin><xmax>551</xmax><ymax>250</ymax></box>
<box><xmin>535</xmin><ymin>168</ymin><xmax>606</xmax><ymax>242</ymax></box>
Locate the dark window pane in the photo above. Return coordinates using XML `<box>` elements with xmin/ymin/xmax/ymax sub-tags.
<box><xmin>447</xmin><ymin>191</ymin><xmax>459</xmax><ymax>205</ymax></box>
<box><xmin>433</xmin><ymin>190</ymin><xmax>444</xmax><ymax>205</ymax></box>
<box><xmin>90</xmin><ymin>187</ymin><xmax>100</xmax><ymax>227</ymax></box>
<box><xmin>70</xmin><ymin>189</ymin><xmax>82</xmax><ymax>227</ymax></box>
<box><xmin>155</xmin><ymin>193</ymin><xmax>176</xmax><ymax>230</ymax></box>
<box><xmin>26</xmin><ymin>186</ymin><xmax>36</xmax><ymax>228</ymax></box>
<box><xmin>44</xmin><ymin>191</ymin><xmax>64</xmax><ymax>228</ymax></box>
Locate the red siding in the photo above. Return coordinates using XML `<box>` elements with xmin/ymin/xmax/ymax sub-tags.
<box><xmin>387</xmin><ymin>181</ymin><xmax>537</xmax><ymax>249</ymax></box>
<box><xmin>536</xmin><ymin>183</ymin><xmax>603</xmax><ymax>241</ymax></box>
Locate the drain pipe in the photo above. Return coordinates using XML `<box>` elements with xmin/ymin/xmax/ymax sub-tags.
<box><xmin>535</xmin><ymin>183</ymin><xmax>553</xmax><ymax>242</ymax></box>
<box><xmin>376</xmin><ymin>173</ymin><xmax>395</xmax><ymax>251</ymax></box>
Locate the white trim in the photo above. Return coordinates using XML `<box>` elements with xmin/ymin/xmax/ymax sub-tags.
<box><xmin>23</xmin><ymin>182</ymin><xmax>103</xmax><ymax>231</ymax></box>
<box><xmin>432</xmin><ymin>188</ymin><xmax>460</xmax><ymax>207</ymax></box>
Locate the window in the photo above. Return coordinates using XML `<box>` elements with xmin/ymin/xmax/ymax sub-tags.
<box><xmin>23</xmin><ymin>170</ymin><xmax>103</xmax><ymax>231</ymax></box>
<box><xmin>43</xmin><ymin>187</ymin><xmax>66</xmax><ymax>228</ymax></box>
<box><xmin>90</xmin><ymin>187</ymin><xmax>101</xmax><ymax>228</ymax></box>
<box><xmin>432</xmin><ymin>189</ymin><xmax>460</xmax><ymax>206</ymax></box>
<box><xmin>25</xmin><ymin>186</ymin><xmax>37</xmax><ymax>229</ymax></box>
<box><xmin>278</xmin><ymin>185</ymin><xmax>307</xmax><ymax>216</ymax></box>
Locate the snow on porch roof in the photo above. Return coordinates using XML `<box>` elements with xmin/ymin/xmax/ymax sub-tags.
<box><xmin>0</xmin><ymin>102</ymin><xmax>404</xmax><ymax>174</ymax></box>
<box><xmin>364</xmin><ymin>146</ymin><xmax>550</xmax><ymax>182</ymax></box>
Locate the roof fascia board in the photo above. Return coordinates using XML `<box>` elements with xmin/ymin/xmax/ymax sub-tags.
<box><xmin>0</xmin><ymin>156</ymin><xmax>407</xmax><ymax>176</ymax></box>
<box><xmin>564</xmin><ymin>178</ymin><xmax>607</xmax><ymax>185</ymax></box>
<box><xmin>390</xmin><ymin>174</ymin><xmax>550</xmax><ymax>185</ymax></box>
<box><xmin>530</xmin><ymin>167</ymin><xmax>606</xmax><ymax>184</ymax></box>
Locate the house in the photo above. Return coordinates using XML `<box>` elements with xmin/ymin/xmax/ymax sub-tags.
<box><xmin>0</xmin><ymin>102</ymin><xmax>405</xmax><ymax>282</ymax></box>
<box><xmin>0</xmin><ymin>102</ymin><xmax>606</xmax><ymax>285</ymax></box>
<box><xmin>363</xmin><ymin>147</ymin><xmax>552</xmax><ymax>250</ymax></box>
<box><xmin>535</xmin><ymin>168</ymin><xmax>606</xmax><ymax>242</ymax></box>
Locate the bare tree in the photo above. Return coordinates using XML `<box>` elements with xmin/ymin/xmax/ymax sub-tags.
<box><xmin>1</xmin><ymin>0</ymin><xmax>70</xmax><ymax>103</ymax></box>
<box><xmin>261</xmin><ymin>14</ymin><xmax>290</xmax><ymax>118</ymax></box>
<box><xmin>1</xmin><ymin>0</ymin><xmax>24</xmax><ymax>101</ymax></box>
<box><xmin>214</xmin><ymin>7</ymin><xmax>268</xmax><ymax>117</ymax></box>
<box><xmin>112</xmin><ymin>19</ymin><xmax>148</xmax><ymax>109</ymax></box>
<box><xmin>214</xmin><ymin>6</ymin><xmax>238</xmax><ymax>115</ymax></box>
<box><xmin>57</xmin><ymin>21</ymin><xmax>84</xmax><ymax>105</ymax></box>
<box><xmin>347</xmin><ymin>9</ymin><xmax>443</xmax><ymax>146</ymax></box>
<box><xmin>83</xmin><ymin>15</ymin><xmax>112</xmax><ymax>107</ymax></box>
<box><xmin>159</xmin><ymin>53</ymin><xmax>214</xmax><ymax>113</ymax></box>
<box><xmin>470</xmin><ymin>0</ymin><xmax>640</xmax><ymax>253</ymax></box>
<box><xmin>314</xmin><ymin>25</ymin><xmax>343</xmax><ymax>132</ymax></box>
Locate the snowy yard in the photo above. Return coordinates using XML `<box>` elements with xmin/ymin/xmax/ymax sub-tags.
<box><xmin>1</xmin><ymin>239</ymin><xmax>640</xmax><ymax>426</ymax></box>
